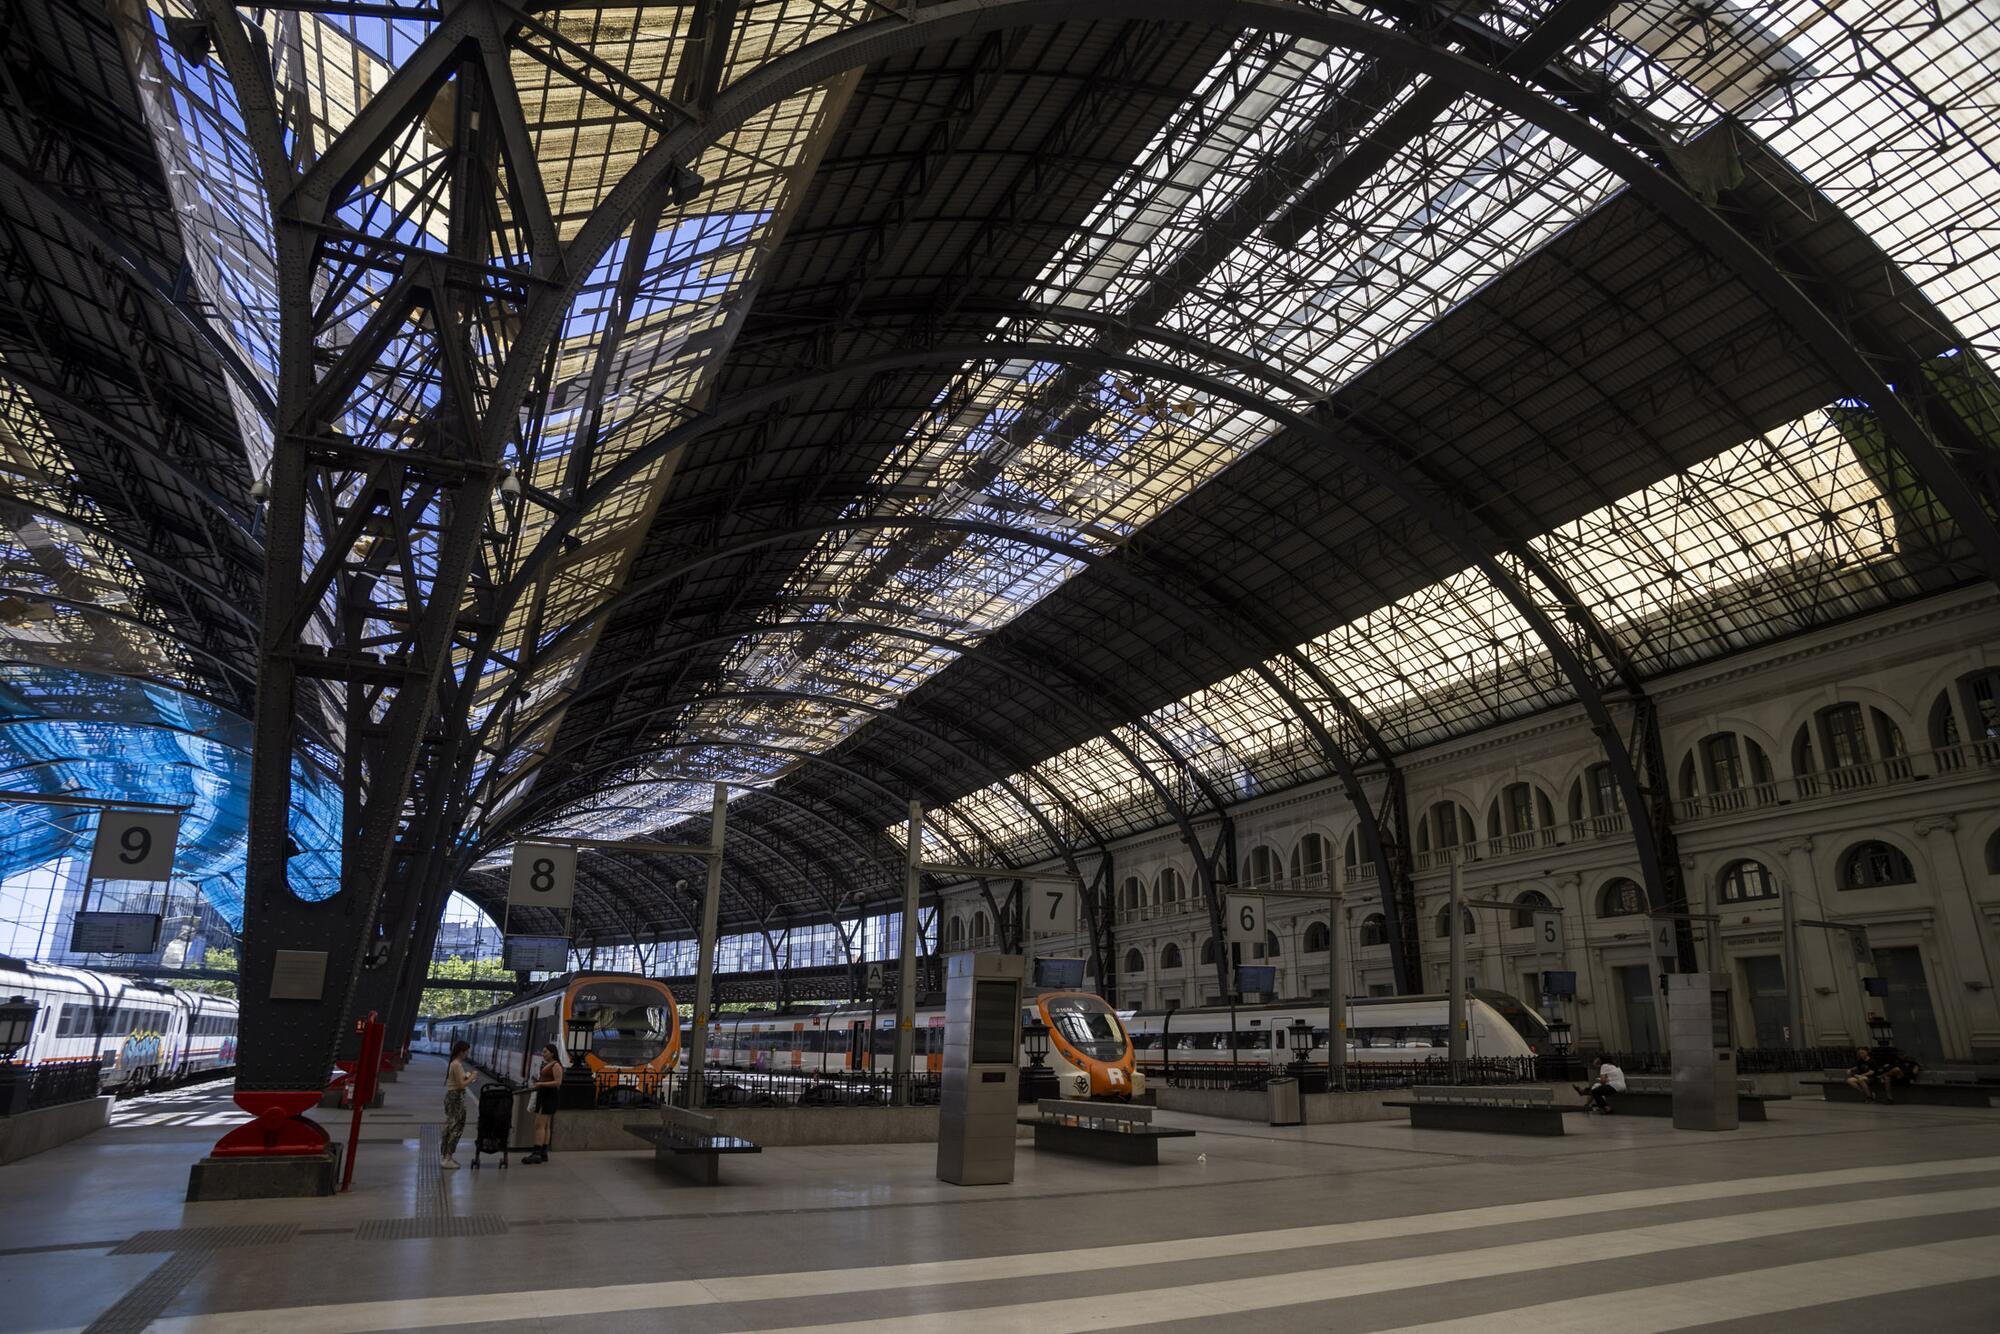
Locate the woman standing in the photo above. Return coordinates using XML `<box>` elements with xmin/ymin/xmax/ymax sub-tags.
<box><xmin>525</xmin><ymin>1042</ymin><xmax>562</xmax><ymax>1164</ymax></box>
<box><xmin>441</xmin><ymin>1040</ymin><xmax>476</xmax><ymax>1169</ymax></box>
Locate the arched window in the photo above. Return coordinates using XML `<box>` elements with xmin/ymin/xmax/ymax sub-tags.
<box><xmin>1795</xmin><ymin>705</ymin><xmax>1906</xmax><ymax>789</ymax></box>
<box><xmin>1265</xmin><ymin>929</ymin><xmax>1281</xmax><ymax>958</ymax></box>
<box><xmin>1123</xmin><ymin>948</ymin><xmax>1146</xmax><ymax>974</ymax></box>
<box><xmin>1839</xmin><ymin>841</ymin><xmax>1916</xmax><ymax>889</ymax></box>
<box><xmin>1199</xmin><ymin>936</ymin><xmax>1218</xmax><ymax>966</ymax></box>
<box><xmin>1159</xmin><ymin>942</ymin><xmax>1183</xmax><ymax>970</ymax></box>
<box><xmin>1418</xmin><ymin>800</ymin><xmax>1475</xmax><ymax>853</ymax></box>
<box><xmin>1686</xmin><ymin>732</ymin><xmax>1774</xmax><ymax>811</ymax></box>
<box><xmin>1291</xmin><ymin>832</ymin><xmax>1330</xmax><ymax>885</ymax></box>
<box><xmin>1245</xmin><ymin>844</ymin><xmax>1282</xmax><ymax>888</ymax></box>
<box><xmin>1434</xmin><ymin>904</ymin><xmax>1476</xmax><ymax>938</ymax></box>
<box><xmin>1570</xmin><ymin>763</ymin><xmax>1624</xmax><ymax>827</ymax></box>
<box><xmin>1935</xmin><ymin>669</ymin><xmax>2000</xmax><ymax>764</ymax></box>
<box><xmin>1487</xmin><ymin>782</ymin><xmax>1555</xmax><ymax>846</ymax></box>
<box><xmin>1511</xmin><ymin>890</ymin><xmax>1554</xmax><ymax>929</ymax></box>
<box><xmin>973</xmin><ymin>910</ymin><xmax>991</xmax><ymax>940</ymax></box>
<box><xmin>1597</xmin><ymin>878</ymin><xmax>1644</xmax><ymax>918</ymax></box>
<box><xmin>1718</xmin><ymin>859</ymin><xmax>1778</xmax><ymax>902</ymax></box>
<box><xmin>1155</xmin><ymin>866</ymin><xmax>1186</xmax><ymax>911</ymax></box>
<box><xmin>1359</xmin><ymin>914</ymin><xmax>1388</xmax><ymax>946</ymax></box>
<box><xmin>1344</xmin><ymin>830</ymin><xmax>1360</xmax><ymax>867</ymax></box>
<box><xmin>947</xmin><ymin>916</ymin><xmax>964</xmax><ymax>945</ymax></box>
<box><xmin>1303</xmin><ymin>921</ymin><xmax>1330</xmax><ymax>952</ymax></box>
<box><xmin>1120</xmin><ymin>875</ymin><xmax>1146</xmax><ymax>914</ymax></box>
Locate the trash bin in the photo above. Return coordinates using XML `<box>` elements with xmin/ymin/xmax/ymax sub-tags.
<box><xmin>1267</xmin><ymin>1076</ymin><xmax>1302</xmax><ymax>1127</ymax></box>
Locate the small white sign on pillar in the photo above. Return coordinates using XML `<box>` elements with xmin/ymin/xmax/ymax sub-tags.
<box><xmin>1026</xmin><ymin>881</ymin><xmax>1077</xmax><ymax>936</ymax></box>
<box><xmin>1532</xmin><ymin>909</ymin><xmax>1563</xmax><ymax>956</ymax></box>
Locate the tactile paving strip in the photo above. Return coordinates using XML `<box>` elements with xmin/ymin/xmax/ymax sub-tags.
<box><xmin>110</xmin><ymin>1224</ymin><xmax>298</xmax><ymax>1256</ymax></box>
<box><xmin>90</xmin><ymin>1224</ymin><xmax>297</xmax><ymax>1333</ymax></box>
<box><xmin>354</xmin><ymin>1214</ymin><xmax>509</xmax><ymax>1241</ymax></box>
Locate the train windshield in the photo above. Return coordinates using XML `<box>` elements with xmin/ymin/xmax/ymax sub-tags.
<box><xmin>570</xmin><ymin>982</ymin><xmax>673</xmax><ymax>1065</ymax></box>
<box><xmin>1044</xmin><ymin>994</ymin><xmax>1128</xmax><ymax>1062</ymax></box>
<box><xmin>1473</xmin><ymin>990</ymin><xmax>1553</xmax><ymax>1049</ymax></box>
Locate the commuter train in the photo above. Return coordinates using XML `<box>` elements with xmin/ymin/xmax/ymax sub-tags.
<box><xmin>441</xmin><ymin>973</ymin><xmax>681</xmax><ymax>1100</ymax></box>
<box><xmin>0</xmin><ymin>955</ymin><xmax>239</xmax><ymax>1092</ymax></box>
<box><xmin>1128</xmin><ymin>991</ymin><xmax>1551</xmax><ymax>1069</ymax></box>
<box><xmin>698</xmin><ymin>990</ymin><xmax>1145</xmax><ymax>1100</ymax></box>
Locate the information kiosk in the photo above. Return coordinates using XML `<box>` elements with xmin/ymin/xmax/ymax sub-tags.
<box><xmin>937</xmin><ymin>952</ymin><xmax>1023</xmax><ymax>1186</ymax></box>
<box><xmin>1667</xmin><ymin>972</ymin><xmax>1739</xmax><ymax>1131</ymax></box>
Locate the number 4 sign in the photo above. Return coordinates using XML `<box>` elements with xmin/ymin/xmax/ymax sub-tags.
<box><xmin>87</xmin><ymin>810</ymin><xmax>181</xmax><ymax>882</ymax></box>
<box><xmin>1028</xmin><ymin>881</ymin><xmax>1076</xmax><ymax>935</ymax></box>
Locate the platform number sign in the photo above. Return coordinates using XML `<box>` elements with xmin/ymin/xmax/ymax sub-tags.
<box><xmin>87</xmin><ymin>810</ymin><xmax>180</xmax><ymax>883</ymax></box>
<box><xmin>1531</xmin><ymin>909</ymin><xmax>1563</xmax><ymax>956</ymax></box>
<box><xmin>1226</xmin><ymin>894</ymin><xmax>1265</xmax><ymax>952</ymax></box>
<box><xmin>1028</xmin><ymin>881</ymin><xmax>1076</xmax><ymax>936</ymax></box>
<box><xmin>507</xmin><ymin>841</ymin><xmax>577</xmax><ymax>920</ymax></box>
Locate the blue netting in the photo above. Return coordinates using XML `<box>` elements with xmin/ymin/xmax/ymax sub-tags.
<box><xmin>0</xmin><ymin>666</ymin><xmax>343</xmax><ymax>925</ymax></box>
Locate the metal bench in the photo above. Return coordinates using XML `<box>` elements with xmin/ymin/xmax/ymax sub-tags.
<box><xmin>624</xmin><ymin>1105</ymin><xmax>761</xmax><ymax>1185</ymax></box>
<box><xmin>1617</xmin><ymin>1077</ymin><xmax>1787</xmax><ymax>1122</ymax></box>
<box><xmin>1807</xmin><ymin>1074</ymin><xmax>1994</xmax><ymax>1108</ymax></box>
<box><xmin>1018</xmin><ymin>1098</ymin><xmax>1195</xmax><ymax>1165</ymax></box>
<box><xmin>1382</xmin><ymin>1085</ymin><xmax>1570</xmax><ymax>1136</ymax></box>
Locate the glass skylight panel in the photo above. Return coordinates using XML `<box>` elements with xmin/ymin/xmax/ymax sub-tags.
<box><xmin>924</xmin><ymin>392</ymin><xmax>1910</xmax><ymax>865</ymax></box>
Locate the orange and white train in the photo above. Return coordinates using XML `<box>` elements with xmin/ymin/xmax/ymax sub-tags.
<box><xmin>699</xmin><ymin>990</ymin><xmax>1145</xmax><ymax>1100</ymax></box>
<box><xmin>448</xmin><ymin>973</ymin><xmax>681</xmax><ymax>1102</ymax></box>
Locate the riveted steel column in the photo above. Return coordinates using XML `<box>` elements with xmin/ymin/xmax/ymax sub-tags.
<box><xmin>1448</xmin><ymin>856</ymin><xmax>1466</xmax><ymax>1068</ymax></box>
<box><xmin>894</xmin><ymin>799</ymin><xmax>922</xmax><ymax>1105</ymax></box>
<box><xmin>687</xmin><ymin>784</ymin><xmax>726</xmax><ymax>1109</ymax></box>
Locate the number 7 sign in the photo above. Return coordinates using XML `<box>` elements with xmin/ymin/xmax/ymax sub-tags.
<box><xmin>1028</xmin><ymin>882</ymin><xmax>1076</xmax><ymax>935</ymax></box>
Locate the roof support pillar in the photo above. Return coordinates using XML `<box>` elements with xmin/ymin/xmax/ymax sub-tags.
<box><xmin>686</xmin><ymin>784</ymin><xmax>727</xmax><ymax>1110</ymax></box>
<box><xmin>893</xmin><ymin>800</ymin><xmax>922</xmax><ymax>1106</ymax></box>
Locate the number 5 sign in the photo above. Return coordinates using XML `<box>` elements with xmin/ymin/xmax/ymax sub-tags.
<box><xmin>508</xmin><ymin>842</ymin><xmax>577</xmax><ymax>919</ymax></box>
<box><xmin>1226</xmin><ymin>894</ymin><xmax>1264</xmax><ymax>952</ymax></box>
<box><xmin>1027</xmin><ymin>881</ymin><xmax>1076</xmax><ymax>935</ymax></box>
<box><xmin>1531</xmin><ymin>910</ymin><xmax>1563</xmax><ymax>955</ymax></box>
<box><xmin>88</xmin><ymin>810</ymin><xmax>180</xmax><ymax>882</ymax></box>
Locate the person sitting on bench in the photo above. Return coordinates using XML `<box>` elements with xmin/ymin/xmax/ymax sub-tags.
<box><xmin>1874</xmin><ymin>1047</ymin><xmax>1921</xmax><ymax>1103</ymax></box>
<box><xmin>1574</xmin><ymin>1057</ymin><xmax>1625</xmax><ymax>1113</ymax></box>
<box><xmin>1845</xmin><ymin>1048</ymin><xmax>1886</xmax><ymax>1102</ymax></box>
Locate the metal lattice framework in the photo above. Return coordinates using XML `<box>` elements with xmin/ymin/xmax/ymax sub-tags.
<box><xmin>0</xmin><ymin>0</ymin><xmax>1995</xmax><ymax>1114</ymax></box>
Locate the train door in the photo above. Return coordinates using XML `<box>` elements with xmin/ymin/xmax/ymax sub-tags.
<box><xmin>790</xmin><ymin>1022</ymin><xmax>805</xmax><ymax>1070</ymax></box>
<box><xmin>927</xmin><ymin>1015</ymin><xmax>946</xmax><ymax>1073</ymax></box>
<box><xmin>847</xmin><ymin>1019</ymin><xmax>870</xmax><ymax>1071</ymax></box>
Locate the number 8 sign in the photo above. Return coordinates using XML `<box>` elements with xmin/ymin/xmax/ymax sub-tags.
<box><xmin>508</xmin><ymin>842</ymin><xmax>577</xmax><ymax>916</ymax></box>
<box><xmin>87</xmin><ymin>810</ymin><xmax>181</xmax><ymax>882</ymax></box>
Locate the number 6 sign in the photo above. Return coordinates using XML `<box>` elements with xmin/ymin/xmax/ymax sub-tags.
<box><xmin>1226</xmin><ymin>894</ymin><xmax>1264</xmax><ymax>952</ymax></box>
<box><xmin>508</xmin><ymin>842</ymin><xmax>577</xmax><ymax>918</ymax></box>
<box><xmin>88</xmin><ymin>810</ymin><xmax>181</xmax><ymax>882</ymax></box>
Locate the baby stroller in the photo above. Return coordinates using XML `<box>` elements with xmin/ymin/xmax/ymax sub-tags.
<box><xmin>470</xmin><ymin>1082</ymin><xmax>514</xmax><ymax>1168</ymax></box>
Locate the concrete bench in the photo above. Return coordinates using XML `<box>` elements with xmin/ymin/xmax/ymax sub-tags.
<box><xmin>1617</xmin><ymin>1078</ymin><xmax>1787</xmax><ymax>1122</ymax></box>
<box><xmin>1383</xmin><ymin>1085</ymin><xmax>1570</xmax><ymax>1136</ymax></box>
<box><xmin>1807</xmin><ymin>1076</ymin><xmax>1993</xmax><ymax>1108</ymax></box>
<box><xmin>624</xmin><ymin>1105</ymin><xmax>761</xmax><ymax>1185</ymax></box>
<box><xmin>1019</xmin><ymin>1098</ymin><xmax>1195</xmax><ymax>1165</ymax></box>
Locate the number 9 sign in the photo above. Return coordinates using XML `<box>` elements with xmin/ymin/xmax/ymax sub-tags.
<box><xmin>508</xmin><ymin>842</ymin><xmax>577</xmax><ymax>915</ymax></box>
<box><xmin>88</xmin><ymin>810</ymin><xmax>181</xmax><ymax>882</ymax></box>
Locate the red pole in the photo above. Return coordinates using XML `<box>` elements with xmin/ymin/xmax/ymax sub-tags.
<box><xmin>340</xmin><ymin>1012</ymin><xmax>386</xmax><ymax>1192</ymax></box>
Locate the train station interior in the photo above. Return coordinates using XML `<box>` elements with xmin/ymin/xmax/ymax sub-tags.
<box><xmin>0</xmin><ymin>0</ymin><xmax>1996</xmax><ymax>1329</ymax></box>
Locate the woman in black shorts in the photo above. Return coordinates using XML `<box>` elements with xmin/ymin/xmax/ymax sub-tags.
<box><xmin>525</xmin><ymin>1043</ymin><xmax>561</xmax><ymax>1163</ymax></box>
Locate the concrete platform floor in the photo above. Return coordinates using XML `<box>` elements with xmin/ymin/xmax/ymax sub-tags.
<box><xmin>1</xmin><ymin>1055</ymin><xmax>1996</xmax><ymax>1333</ymax></box>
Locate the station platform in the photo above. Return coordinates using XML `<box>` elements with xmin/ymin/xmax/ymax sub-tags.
<box><xmin>2</xmin><ymin>1055</ymin><xmax>1996</xmax><ymax>1333</ymax></box>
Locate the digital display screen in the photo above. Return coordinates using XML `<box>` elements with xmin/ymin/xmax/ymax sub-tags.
<box><xmin>1710</xmin><ymin>990</ymin><xmax>1733</xmax><ymax>1049</ymax></box>
<box><xmin>69</xmin><ymin>912</ymin><xmax>161</xmax><ymax>955</ymax></box>
<box><xmin>972</xmin><ymin>980</ymin><xmax>1018</xmax><ymax>1064</ymax></box>
<box><xmin>1542</xmin><ymin>970</ymin><xmax>1578</xmax><ymax>998</ymax></box>
<box><xmin>1863</xmin><ymin>976</ymin><xmax>1888</xmax><ymax>997</ymax></box>
<box><xmin>1236</xmin><ymin>965</ymin><xmax>1277</xmax><ymax>995</ymax></box>
<box><xmin>504</xmin><ymin>935</ymin><xmax>570</xmax><ymax>972</ymax></box>
<box><xmin>1033</xmin><ymin>958</ymin><xmax>1086</xmax><ymax>989</ymax></box>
